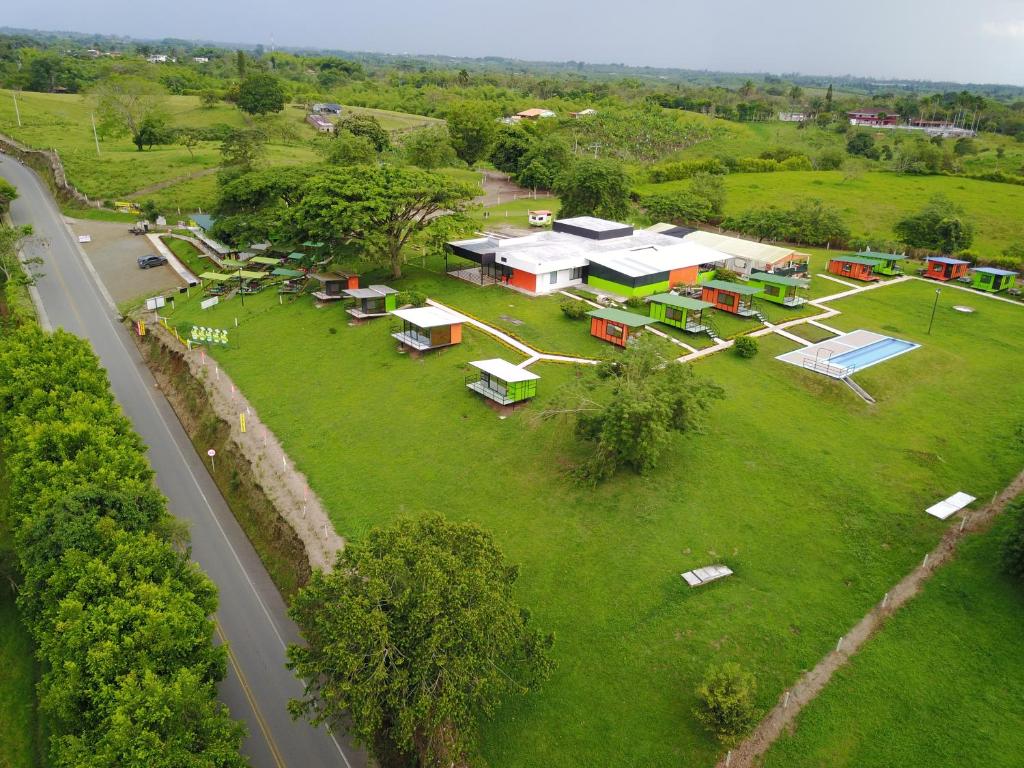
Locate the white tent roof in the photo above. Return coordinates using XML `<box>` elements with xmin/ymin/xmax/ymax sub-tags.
<box><xmin>926</xmin><ymin>492</ymin><xmax>976</xmax><ymax>520</ymax></box>
<box><xmin>586</xmin><ymin>241</ymin><xmax>725</xmax><ymax>278</ymax></box>
<box><xmin>391</xmin><ymin>306</ymin><xmax>467</xmax><ymax>328</ymax></box>
<box><xmin>683</xmin><ymin>231</ymin><xmax>809</xmax><ymax>267</ymax></box>
<box><xmin>470</xmin><ymin>358</ymin><xmax>540</xmax><ymax>382</ymax></box>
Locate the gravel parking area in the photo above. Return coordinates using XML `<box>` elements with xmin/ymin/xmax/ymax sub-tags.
<box><xmin>66</xmin><ymin>218</ymin><xmax>183</xmax><ymax>305</ymax></box>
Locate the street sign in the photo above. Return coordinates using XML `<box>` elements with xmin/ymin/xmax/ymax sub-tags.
<box><xmin>200</xmin><ymin>296</ymin><xmax>219</xmax><ymax>310</ymax></box>
<box><xmin>145</xmin><ymin>295</ymin><xmax>166</xmax><ymax>310</ymax></box>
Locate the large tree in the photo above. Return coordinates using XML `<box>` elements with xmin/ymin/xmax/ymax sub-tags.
<box><xmin>284</xmin><ymin>165</ymin><xmax>476</xmax><ymax>278</ymax></box>
<box><xmin>236</xmin><ymin>72</ymin><xmax>286</xmax><ymax>115</ymax></box>
<box><xmin>402</xmin><ymin>126</ymin><xmax>458</xmax><ymax>170</ymax></box>
<box><xmin>0</xmin><ymin>223</ymin><xmax>40</xmax><ymax>288</ymax></box>
<box><xmin>445</xmin><ymin>103</ymin><xmax>497</xmax><ymax>166</ymax></box>
<box><xmin>288</xmin><ymin>515</ymin><xmax>554</xmax><ymax>768</ymax></box>
<box><xmin>894</xmin><ymin>194</ymin><xmax>975</xmax><ymax>252</ymax></box>
<box><xmin>338</xmin><ymin>114</ymin><xmax>390</xmax><ymax>152</ymax></box>
<box><xmin>91</xmin><ymin>76</ymin><xmax>168</xmax><ymax>152</ymax></box>
<box><xmin>553</xmin><ymin>157</ymin><xmax>632</xmax><ymax>221</ymax></box>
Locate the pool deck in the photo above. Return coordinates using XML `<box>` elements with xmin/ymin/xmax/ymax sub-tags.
<box><xmin>777</xmin><ymin>329</ymin><xmax>918</xmax><ymax>379</ymax></box>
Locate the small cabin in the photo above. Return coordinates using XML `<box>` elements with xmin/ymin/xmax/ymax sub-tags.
<box><xmin>586</xmin><ymin>307</ymin><xmax>655</xmax><ymax>348</ymax></box>
<box><xmin>828</xmin><ymin>256</ymin><xmax>879</xmax><ymax>282</ymax></box>
<box><xmin>747</xmin><ymin>272</ymin><xmax>808</xmax><ymax>306</ymax></box>
<box><xmin>528</xmin><ymin>210</ymin><xmax>553</xmax><ymax>227</ymax></box>
<box><xmin>647</xmin><ymin>293</ymin><xmax>713</xmax><ymax>333</ymax></box>
<box><xmin>391</xmin><ymin>306</ymin><xmax>467</xmax><ymax>352</ymax></box>
<box><xmin>924</xmin><ymin>256</ymin><xmax>970</xmax><ymax>282</ymax></box>
<box><xmin>311</xmin><ymin>272</ymin><xmax>359</xmax><ymax>301</ymax></box>
<box><xmin>344</xmin><ymin>285</ymin><xmax>398</xmax><ymax>318</ymax></box>
<box><xmin>466</xmin><ymin>358</ymin><xmax>539</xmax><ymax>406</ymax></box>
<box><xmin>700</xmin><ymin>280</ymin><xmax>761</xmax><ymax>317</ymax></box>
<box><xmin>857</xmin><ymin>251</ymin><xmax>906</xmax><ymax>276</ymax></box>
<box><xmin>970</xmin><ymin>267</ymin><xmax>1018</xmax><ymax>293</ymax></box>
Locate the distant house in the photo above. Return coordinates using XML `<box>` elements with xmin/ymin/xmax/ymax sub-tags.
<box><xmin>528</xmin><ymin>210</ymin><xmax>552</xmax><ymax>227</ymax></box>
<box><xmin>516</xmin><ymin>108</ymin><xmax>556</xmax><ymax>120</ymax></box>
<box><xmin>923</xmin><ymin>256</ymin><xmax>971</xmax><ymax>282</ymax></box>
<box><xmin>587</xmin><ymin>307</ymin><xmax>655</xmax><ymax>347</ymax></box>
<box><xmin>306</xmin><ymin>114</ymin><xmax>335</xmax><ymax>133</ymax></box>
<box><xmin>193</xmin><ymin>56</ymin><xmax>210</xmax><ymax>63</ymax></box>
<box><xmin>391</xmin><ymin>306</ymin><xmax>467</xmax><ymax>352</ymax></box>
<box><xmin>970</xmin><ymin>267</ymin><xmax>1018</xmax><ymax>293</ymax></box>
<box><xmin>847</xmin><ymin>110</ymin><xmax>900</xmax><ymax>127</ymax></box>
<box><xmin>569</xmin><ymin>109</ymin><xmax>598</xmax><ymax>118</ymax></box>
<box><xmin>146</xmin><ymin>54</ymin><xmax>169</xmax><ymax>64</ymax></box>
<box><xmin>312</xmin><ymin>102</ymin><xmax>343</xmax><ymax>115</ymax></box>
<box><xmin>778</xmin><ymin>112</ymin><xmax>807</xmax><ymax>122</ymax></box>
<box><xmin>827</xmin><ymin>255</ymin><xmax>879</xmax><ymax>282</ymax></box>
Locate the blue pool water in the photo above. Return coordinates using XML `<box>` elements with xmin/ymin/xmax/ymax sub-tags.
<box><xmin>830</xmin><ymin>337</ymin><xmax>918</xmax><ymax>371</ymax></box>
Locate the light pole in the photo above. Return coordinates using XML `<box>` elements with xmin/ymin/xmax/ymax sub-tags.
<box><xmin>237</xmin><ymin>266</ymin><xmax>244</xmax><ymax>308</ymax></box>
<box><xmin>927</xmin><ymin>287</ymin><xmax>942</xmax><ymax>334</ymax></box>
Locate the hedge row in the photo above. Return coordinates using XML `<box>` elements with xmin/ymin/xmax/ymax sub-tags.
<box><xmin>0</xmin><ymin>327</ymin><xmax>246</xmax><ymax>767</ymax></box>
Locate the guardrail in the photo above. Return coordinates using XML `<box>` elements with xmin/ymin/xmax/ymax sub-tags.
<box><xmin>801</xmin><ymin>357</ymin><xmax>853</xmax><ymax>378</ymax></box>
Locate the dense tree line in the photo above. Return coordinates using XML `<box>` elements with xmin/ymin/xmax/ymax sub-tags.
<box><xmin>0</xmin><ymin>327</ymin><xmax>245</xmax><ymax>767</ymax></box>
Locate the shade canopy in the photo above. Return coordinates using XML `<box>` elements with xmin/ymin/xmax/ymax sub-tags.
<box><xmin>221</xmin><ymin>259</ymin><xmax>247</xmax><ymax>269</ymax></box>
<box><xmin>200</xmin><ymin>272</ymin><xmax>233</xmax><ymax>282</ymax></box>
<box><xmin>470</xmin><ymin>358</ymin><xmax>540</xmax><ymax>382</ymax></box>
<box><xmin>251</xmin><ymin>256</ymin><xmax>282</xmax><ymax>266</ymax></box>
<box><xmin>647</xmin><ymin>293</ymin><xmax>712</xmax><ymax>311</ymax></box>
<box><xmin>287</xmin><ymin>252</ymin><xmax>306</xmax><ymax>261</ymax></box>
<box><xmin>586</xmin><ymin>307</ymin><xmax>655</xmax><ymax>327</ymax></box>
<box><xmin>239</xmin><ymin>270</ymin><xmax>265</xmax><ymax>279</ymax></box>
<box><xmin>271</xmin><ymin>267</ymin><xmax>304</xmax><ymax>277</ymax></box>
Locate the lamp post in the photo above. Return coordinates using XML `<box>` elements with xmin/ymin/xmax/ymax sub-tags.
<box><xmin>237</xmin><ymin>266</ymin><xmax>244</xmax><ymax>308</ymax></box>
<box><xmin>927</xmin><ymin>287</ymin><xmax>941</xmax><ymax>335</ymax></box>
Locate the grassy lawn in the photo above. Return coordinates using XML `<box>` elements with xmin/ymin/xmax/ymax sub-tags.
<box><xmin>763</xmin><ymin>508</ymin><xmax>1024</xmax><ymax>768</ymax></box>
<box><xmin>161</xmin><ymin>235</ymin><xmax>213</xmax><ymax>277</ymax></box>
<box><xmin>472</xmin><ymin>196</ymin><xmax>561</xmax><ymax>230</ymax></box>
<box><xmin>160</xmin><ymin>276</ymin><xmax>1024</xmax><ymax>768</ymax></box>
<box><xmin>637</xmin><ymin>171</ymin><xmax>1024</xmax><ymax>261</ymax></box>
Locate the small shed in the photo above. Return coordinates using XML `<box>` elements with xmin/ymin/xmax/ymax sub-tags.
<box><xmin>747</xmin><ymin>271</ymin><xmax>809</xmax><ymax>306</ymax></box>
<box><xmin>528</xmin><ymin>210</ymin><xmax>553</xmax><ymax>227</ymax></box>
<box><xmin>586</xmin><ymin>307</ymin><xmax>655</xmax><ymax>347</ymax></box>
<box><xmin>647</xmin><ymin>293</ymin><xmax>713</xmax><ymax>333</ymax></box>
<box><xmin>970</xmin><ymin>266</ymin><xmax>1017</xmax><ymax>293</ymax></box>
<box><xmin>856</xmin><ymin>251</ymin><xmax>906</xmax><ymax>276</ymax></box>
<box><xmin>700</xmin><ymin>280</ymin><xmax>761</xmax><ymax>316</ymax></box>
<box><xmin>466</xmin><ymin>358</ymin><xmax>540</xmax><ymax>405</ymax></box>
<box><xmin>344</xmin><ymin>285</ymin><xmax>399</xmax><ymax>318</ymax></box>
<box><xmin>391</xmin><ymin>306</ymin><xmax>467</xmax><ymax>352</ymax></box>
<box><xmin>311</xmin><ymin>272</ymin><xmax>359</xmax><ymax>301</ymax></box>
<box><xmin>828</xmin><ymin>255</ymin><xmax>879</xmax><ymax>282</ymax></box>
<box><xmin>924</xmin><ymin>256</ymin><xmax>971</xmax><ymax>282</ymax></box>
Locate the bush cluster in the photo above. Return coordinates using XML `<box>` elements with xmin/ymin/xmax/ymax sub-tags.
<box><xmin>559</xmin><ymin>298</ymin><xmax>588</xmax><ymax>319</ymax></box>
<box><xmin>0</xmin><ymin>328</ymin><xmax>245</xmax><ymax>766</ymax></box>
<box><xmin>722</xmin><ymin>198</ymin><xmax>850</xmax><ymax>246</ymax></box>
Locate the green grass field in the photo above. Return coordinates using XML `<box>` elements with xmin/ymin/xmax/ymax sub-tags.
<box><xmin>159</xmin><ymin>275</ymin><xmax>1024</xmax><ymax>768</ymax></box>
<box><xmin>636</xmin><ymin>170</ymin><xmax>1024</xmax><ymax>260</ymax></box>
<box><xmin>763</xmin><ymin>508</ymin><xmax>1024</xmax><ymax>768</ymax></box>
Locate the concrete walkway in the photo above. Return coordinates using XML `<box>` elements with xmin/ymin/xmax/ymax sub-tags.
<box><xmin>146</xmin><ymin>233</ymin><xmax>199</xmax><ymax>286</ymax></box>
<box><xmin>645</xmin><ymin>324</ymin><xmax>698</xmax><ymax>353</ymax></box>
<box><xmin>816</xmin><ymin>273</ymin><xmax>859</xmax><ymax>288</ymax></box>
<box><xmin>910</xmin><ymin>275</ymin><xmax>1024</xmax><ymax>306</ymax></box>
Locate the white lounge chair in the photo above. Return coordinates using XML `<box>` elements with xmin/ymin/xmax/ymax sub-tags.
<box><xmin>926</xmin><ymin>491</ymin><xmax>976</xmax><ymax>520</ymax></box>
<box><xmin>681</xmin><ymin>564</ymin><xmax>734</xmax><ymax>588</ymax></box>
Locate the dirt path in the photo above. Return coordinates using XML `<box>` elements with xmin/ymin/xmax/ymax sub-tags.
<box><xmin>125</xmin><ymin>167</ymin><xmax>217</xmax><ymax>200</ymax></box>
<box><xmin>717</xmin><ymin>469</ymin><xmax>1024</xmax><ymax>768</ymax></box>
<box><xmin>475</xmin><ymin>169</ymin><xmax>552</xmax><ymax>207</ymax></box>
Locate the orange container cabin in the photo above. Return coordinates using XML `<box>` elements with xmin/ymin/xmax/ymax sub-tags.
<box><xmin>700</xmin><ymin>279</ymin><xmax>761</xmax><ymax>316</ymax></box>
<box><xmin>390</xmin><ymin>306</ymin><xmax>467</xmax><ymax>352</ymax></box>
<box><xmin>924</xmin><ymin>256</ymin><xmax>971</xmax><ymax>282</ymax></box>
<box><xmin>827</xmin><ymin>256</ymin><xmax>879</xmax><ymax>282</ymax></box>
<box><xmin>586</xmin><ymin>307</ymin><xmax>655</xmax><ymax>348</ymax></box>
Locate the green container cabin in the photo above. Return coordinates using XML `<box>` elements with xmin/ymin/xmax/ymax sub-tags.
<box><xmin>747</xmin><ymin>272</ymin><xmax>809</xmax><ymax>307</ymax></box>
<box><xmin>466</xmin><ymin>358</ymin><xmax>540</xmax><ymax>406</ymax></box>
<box><xmin>970</xmin><ymin>267</ymin><xmax>1018</xmax><ymax>293</ymax></box>
<box><xmin>856</xmin><ymin>251</ymin><xmax>906</xmax><ymax>276</ymax></box>
<box><xmin>647</xmin><ymin>293</ymin><xmax>714</xmax><ymax>333</ymax></box>
<box><xmin>344</xmin><ymin>285</ymin><xmax>398</xmax><ymax>319</ymax></box>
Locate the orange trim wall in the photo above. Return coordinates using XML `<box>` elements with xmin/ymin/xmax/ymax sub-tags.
<box><xmin>701</xmin><ymin>285</ymin><xmax>741</xmax><ymax>314</ymax></box>
<box><xmin>509</xmin><ymin>269</ymin><xmax>536</xmax><ymax>292</ymax></box>
<box><xmin>827</xmin><ymin>259</ymin><xmax>876</xmax><ymax>282</ymax></box>
<box><xmin>346</xmin><ymin>275</ymin><xmax>360</xmax><ymax>289</ymax></box>
<box><xmin>589</xmin><ymin>317</ymin><xmax>631</xmax><ymax>347</ymax></box>
<box><xmin>450</xmin><ymin>323</ymin><xmax>462</xmax><ymax>344</ymax></box>
<box><xmin>669</xmin><ymin>266</ymin><xmax>699</xmax><ymax>287</ymax></box>
<box><xmin>925</xmin><ymin>260</ymin><xmax>969</xmax><ymax>282</ymax></box>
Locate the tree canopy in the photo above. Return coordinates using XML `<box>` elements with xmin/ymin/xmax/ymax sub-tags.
<box><xmin>445</xmin><ymin>103</ymin><xmax>497</xmax><ymax>166</ymax></box>
<box><xmin>554</xmin><ymin>158</ymin><xmax>632</xmax><ymax>221</ymax></box>
<box><xmin>91</xmin><ymin>76</ymin><xmax>168</xmax><ymax>152</ymax></box>
<box><xmin>236</xmin><ymin>72</ymin><xmax>286</xmax><ymax>115</ymax></box>
<box><xmin>288</xmin><ymin>514</ymin><xmax>554</xmax><ymax>767</ymax></box>
<box><xmin>402</xmin><ymin>125</ymin><xmax>458</xmax><ymax>170</ymax></box>
<box><xmin>894</xmin><ymin>194</ymin><xmax>975</xmax><ymax>252</ymax></box>
<box><xmin>338</xmin><ymin>114</ymin><xmax>390</xmax><ymax>152</ymax></box>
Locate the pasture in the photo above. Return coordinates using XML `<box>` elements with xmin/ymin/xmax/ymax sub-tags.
<box><xmin>159</xmin><ymin>272</ymin><xmax>1024</xmax><ymax>768</ymax></box>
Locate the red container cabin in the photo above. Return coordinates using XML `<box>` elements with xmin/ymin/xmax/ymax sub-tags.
<box><xmin>827</xmin><ymin>256</ymin><xmax>879</xmax><ymax>282</ymax></box>
<box><xmin>924</xmin><ymin>256</ymin><xmax>970</xmax><ymax>282</ymax></box>
<box><xmin>586</xmin><ymin>307</ymin><xmax>655</xmax><ymax>348</ymax></box>
<box><xmin>700</xmin><ymin>279</ymin><xmax>761</xmax><ymax>316</ymax></box>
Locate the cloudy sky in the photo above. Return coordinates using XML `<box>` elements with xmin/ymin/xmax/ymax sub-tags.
<box><xmin>7</xmin><ymin>0</ymin><xmax>1024</xmax><ymax>85</ymax></box>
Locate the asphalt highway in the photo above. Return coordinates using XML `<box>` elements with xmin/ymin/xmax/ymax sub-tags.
<box><xmin>0</xmin><ymin>155</ymin><xmax>366</xmax><ymax>768</ymax></box>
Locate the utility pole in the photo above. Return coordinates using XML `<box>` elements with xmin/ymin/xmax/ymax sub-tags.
<box><xmin>90</xmin><ymin>112</ymin><xmax>101</xmax><ymax>156</ymax></box>
<box><xmin>12</xmin><ymin>91</ymin><xmax>21</xmax><ymax>127</ymax></box>
<box><xmin>927</xmin><ymin>287</ymin><xmax>941</xmax><ymax>335</ymax></box>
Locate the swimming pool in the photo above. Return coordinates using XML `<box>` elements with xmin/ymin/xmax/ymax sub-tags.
<box><xmin>828</xmin><ymin>337</ymin><xmax>918</xmax><ymax>372</ymax></box>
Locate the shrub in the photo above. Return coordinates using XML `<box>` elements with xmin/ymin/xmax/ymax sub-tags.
<box><xmin>734</xmin><ymin>336</ymin><xmax>758</xmax><ymax>358</ymax></box>
<box><xmin>694</xmin><ymin>662</ymin><xmax>758</xmax><ymax>743</ymax></box>
<box><xmin>779</xmin><ymin>154</ymin><xmax>813</xmax><ymax>171</ymax></box>
<box><xmin>641</xmin><ymin>173</ymin><xmax>726</xmax><ymax>224</ymax></box>
<box><xmin>560</xmin><ymin>298</ymin><xmax>588</xmax><ymax>319</ymax></box>
<box><xmin>722</xmin><ymin>199</ymin><xmax>850</xmax><ymax>246</ymax></box>
<box><xmin>647</xmin><ymin>158</ymin><xmax>729</xmax><ymax>184</ymax></box>
<box><xmin>814</xmin><ymin>148</ymin><xmax>845</xmax><ymax>170</ymax></box>
<box><xmin>1002</xmin><ymin>498</ymin><xmax>1024</xmax><ymax>582</ymax></box>
<box><xmin>396</xmin><ymin>290</ymin><xmax>426</xmax><ymax>307</ymax></box>
<box><xmin>625</xmin><ymin>296</ymin><xmax>644</xmax><ymax>309</ymax></box>
<box><xmin>894</xmin><ymin>195</ymin><xmax>975</xmax><ymax>252</ymax></box>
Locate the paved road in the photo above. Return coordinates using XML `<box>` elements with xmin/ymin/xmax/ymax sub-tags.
<box><xmin>0</xmin><ymin>156</ymin><xmax>366</xmax><ymax>768</ymax></box>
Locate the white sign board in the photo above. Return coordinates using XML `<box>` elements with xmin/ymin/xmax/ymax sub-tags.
<box><xmin>77</xmin><ymin>234</ymin><xmax>91</xmax><ymax>243</ymax></box>
<box><xmin>200</xmin><ymin>296</ymin><xmax>219</xmax><ymax>310</ymax></box>
<box><xmin>145</xmin><ymin>296</ymin><xmax>167</xmax><ymax>311</ymax></box>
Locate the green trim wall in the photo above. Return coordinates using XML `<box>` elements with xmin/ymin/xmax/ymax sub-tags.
<box><xmin>971</xmin><ymin>271</ymin><xmax>1017</xmax><ymax>293</ymax></box>
<box><xmin>870</xmin><ymin>259</ymin><xmax>903</xmax><ymax>276</ymax></box>
<box><xmin>648</xmin><ymin>301</ymin><xmax>690</xmax><ymax>330</ymax></box>
<box><xmin>506</xmin><ymin>378</ymin><xmax>538</xmax><ymax>402</ymax></box>
<box><xmin>384</xmin><ymin>293</ymin><xmax>398</xmax><ymax>312</ymax></box>
<box><xmin>587</xmin><ymin>275</ymin><xmax>669</xmax><ymax>298</ymax></box>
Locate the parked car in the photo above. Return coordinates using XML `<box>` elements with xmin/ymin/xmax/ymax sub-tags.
<box><xmin>137</xmin><ymin>254</ymin><xmax>167</xmax><ymax>269</ymax></box>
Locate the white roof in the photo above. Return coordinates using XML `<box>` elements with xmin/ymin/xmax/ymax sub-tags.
<box><xmin>681</xmin><ymin>565</ymin><xmax>733</xmax><ymax>587</ymax></box>
<box><xmin>470</xmin><ymin>358</ymin><xmax>540</xmax><ymax>382</ymax></box>
<box><xmin>391</xmin><ymin>306</ymin><xmax>467</xmax><ymax>328</ymax></box>
<box><xmin>587</xmin><ymin>240</ymin><xmax>725</xmax><ymax>278</ymax></box>
<box><xmin>926</xmin><ymin>492</ymin><xmax>976</xmax><ymax>520</ymax></box>
<box><xmin>684</xmin><ymin>231</ymin><xmax>809</xmax><ymax>267</ymax></box>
